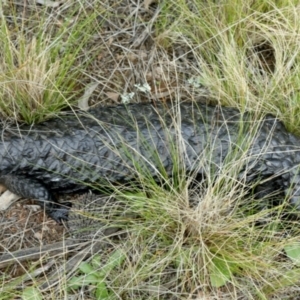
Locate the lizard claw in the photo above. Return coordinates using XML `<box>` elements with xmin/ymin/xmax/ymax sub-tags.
<box><xmin>47</xmin><ymin>202</ymin><xmax>72</xmax><ymax>224</ymax></box>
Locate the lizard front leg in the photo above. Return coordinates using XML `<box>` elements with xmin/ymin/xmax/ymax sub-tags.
<box><xmin>0</xmin><ymin>174</ymin><xmax>70</xmax><ymax>223</ymax></box>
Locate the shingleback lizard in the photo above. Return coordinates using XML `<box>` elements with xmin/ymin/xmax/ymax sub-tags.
<box><xmin>0</xmin><ymin>100</ymin><xmax>299</xmax><ymax>223</ymax></box>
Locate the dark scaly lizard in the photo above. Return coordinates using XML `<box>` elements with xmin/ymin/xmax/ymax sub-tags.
<box><xmin>0</xmin><ymin>100</ymin><xmax>299</xmax><ymax>223</ymax></box>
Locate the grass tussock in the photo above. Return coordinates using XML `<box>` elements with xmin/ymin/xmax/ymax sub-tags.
<box><xmin>64</xmin><ymin>148</ymin><xmax>300</xmax><ymax>299</ymax></box>
<box><xmin>0</xmin><ymin>2</ymin><xmax>101</xmax><ymax>123</ymax></box>
<box><xmin>156</xmin><ymin>0</ymin><xmax>300</xmax><ymax>133</ymax></box>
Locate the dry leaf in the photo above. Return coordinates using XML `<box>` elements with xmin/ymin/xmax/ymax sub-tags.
<box><xmin>34</xmin><ymin>232</ymin><xmax>43</xmax><ymax>240</ymax></box>
<box><xmin>106</xmin><ymin>92</ymin><xmax>120</xmax><ymax>102</ymax></box>
<box><xmin>0</xmin><ymin>184</ymin><xmax>7</xmax><ymax>193</ymax></box>
<box><xmin>143</xmin><ymin>0</ymin><xmax>156</xmax><ymax>10</ymax></box>
<box><xmin>36</xmin><ymin>0</ymin><xmax>62</xmax><ymax>7</ymax></box>
<box><xmin>24</xmin><ymin>204</ymin><xmax>41</xmax><ymax>212</ymax></box>
<box><xmin>0</xmin><ymin>190</ymin><xmax>21</xmax><ymax>210</ymax></box>
<box><xmin>78</xmin><ymin>82</ymin><xmax>99</xmax><ymax>110</ymax></box>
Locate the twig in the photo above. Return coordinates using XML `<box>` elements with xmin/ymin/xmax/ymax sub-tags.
<box><xmin>0</xmin><ymin>239</ymin><xmax>83</xmax><ymax>269</ymax></box>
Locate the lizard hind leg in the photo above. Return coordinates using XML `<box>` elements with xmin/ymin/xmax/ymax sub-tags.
<box><xmin>0</xmin><ymin>174</ymin><xmax>70</xmax><ymax>223</ymax></box>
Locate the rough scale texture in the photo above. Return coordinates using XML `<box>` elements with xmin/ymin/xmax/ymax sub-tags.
<box><xmin>0</xmin><ymin>101</ymin><xmax>299</xmax><ymax>222</ymax></box>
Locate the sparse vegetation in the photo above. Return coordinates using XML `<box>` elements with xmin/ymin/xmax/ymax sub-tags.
<box><xmin>1</xmin><ymin>0</ymin><xmax>300</xmax><ymax>299</ymax></box>
<box><xmin>0</xmin><ymin>1</ymin><xmax>100</xmax><ymax>123</ymax></box>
